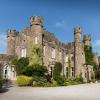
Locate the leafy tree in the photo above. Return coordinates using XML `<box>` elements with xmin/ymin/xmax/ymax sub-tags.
<box><xmin>84</xmin><ymin>45</ymin><xmax>97</xmax><ymax>71</ymax></box>
<box><xmin>12</xmin><ymin>57</ymin><xmax>29</xmax><ymax>75</ymax></box>
<box><xmin>22</xmin><ymin>64</ymin><xmax>47</xmax><ymax>77</ymax></box>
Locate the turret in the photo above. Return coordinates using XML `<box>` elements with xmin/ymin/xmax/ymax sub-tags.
<box><xmin>74</xmin><ymin>27</ymin><xmax>82</xmax><ymax>42</ymax></box>
<box><xmin>30</xmin><ymin>16</ymin><xmax>44</xmax><ymax>65</ymax></box>
<box><xmin>83</xmin><ymin>34</ymin><xmax>91</xmax><ymax>46</ymax></box>
<box><xmin>30</xmin><ymin>16</ymin><xmax>43</xmax><ymax>33</ymax></box>
<box><xmin>7</xmin><ymin>29</ymin><xmax>17</xmax><ymax>56</ymax></box>
<box><xmin>74</xmin><ymin>27</ymin><xmax>85</xmax><ymax>77</ymax></box>
<box><xmin>30</xmin><ymin>16</ymin><xmax>43</xmax><ymax>26</ymax></box>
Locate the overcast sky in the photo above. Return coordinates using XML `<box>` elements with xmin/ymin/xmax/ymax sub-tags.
<box><xmin>0</xmin><ymin>0</ymin><xmax>100</xmax><ymax>54</ymax></box>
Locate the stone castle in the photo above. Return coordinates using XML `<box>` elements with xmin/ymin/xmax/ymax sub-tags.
<box><xmin>0</xmin><ymin>16</ymin><xmax>99</xmax><ymax>81</ymax></box>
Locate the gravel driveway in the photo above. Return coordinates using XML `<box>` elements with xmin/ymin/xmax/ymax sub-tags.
<box><xmin>0</xmin><ymin>83</ymin><xmax>100</xmax><ymax>100</ymax></box>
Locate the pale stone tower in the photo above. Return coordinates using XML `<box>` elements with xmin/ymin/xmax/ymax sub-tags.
<box><xmin>83</xmin><ymin>34</ymin><xmax>91</xmax><ymax>46</ymax></box>
<box><xmin>30</xmin><ymin>16</ymin><xmax>44</xmax><ymax>65</ymax></box>
<box><xmin>74</xmin><ymin>27</ymin><xmax>85</xmax><ymax>77</ymax></box>
<box><xmin>30</xmin><ymin>16</ymin><xmax>43</xmax><ymax>44</ymax></box>
<box><xmin>7</xmin><ymin>29</ymin><xmax>17</xmax><ymax>56</ymax></box>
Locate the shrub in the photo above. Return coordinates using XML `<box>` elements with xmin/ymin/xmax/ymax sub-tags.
<box><xmin>14</xmin><ymin>57</ymin><xmax>29</xmax><ymax>75</ymax></box>
<box><xmin>22</xmin><ymin>64</ymin><xmax>47</xmax><ymax>77</ymax></box>
<box><xmin>32</xmin><ymin>76</ymin><xmax>48</xmax><ymax>87</ymax></box>
<box><xmin>16</xmin><ymin>75</ymin><xmax>33</xmax><ymax>86</ymax></box>
<box><xmin>53</xmin><ymin>62</ymin><xmax>62</xmax><ymax>80</ymax></box>
<box><xmin>56</xmin><ymin>76</ymin><xmax>66</xmax><ymax>86</ymax></box>
<box><xmin>74</xmin><ymin>73</ymin><xmax>84</xmax><ymax>83</ymax></box>
<box><xmin>51</xmin><ymin>80</ymin><xmax>57</xmax><ymax>87</ymax></box>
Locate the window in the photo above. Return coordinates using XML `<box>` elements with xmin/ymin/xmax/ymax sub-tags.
<box><xmin>35</xmin><ymin>37</ymin><xmax>38</xmax><ymax>44</ymax></box>
<box><xmin>85</xmin><ymin>73</ymin><xmax>87</xmax><ymax>78</ymax></box>
<box><xmin>66</xmin><ymin>67</ymin><xmax>68</xmax><ymax>79</ymax></box>
<box><xmin>51</xmin><ymin>48</ymin><xmax>55</xmax><ymax>59</ymax></box>
<box><xmin>65</xmin><ymin>56</ymin><xmax>68</xmax><ymax>62</ymax></box>
<box><xmin>21</xmin><ymin>48</ymin><xmax>26</xmax><ymax>57</ymax></box>
<box><xmin>72</xmin><ymin>67</ymin><xmax>74</xmax><ymax>78</ymax></box>
<box><xmin>43</xmin><ymin>46</ymin><xmax>46</xmax><ymax>56</ymax></box>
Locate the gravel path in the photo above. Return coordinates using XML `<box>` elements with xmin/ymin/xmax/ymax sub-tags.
<box><xmin>0</xmin><ymin>83</ymin><xmax>100</xmax><ymax>100</ymax></box>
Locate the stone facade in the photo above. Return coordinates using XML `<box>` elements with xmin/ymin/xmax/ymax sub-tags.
<box><xmin>0</xmin><ymin>16</ymin><xmax>99</xmax><ymax>81</ymax></box>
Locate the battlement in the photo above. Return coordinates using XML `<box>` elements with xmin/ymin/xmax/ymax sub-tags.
<box><xmin>7</xmin><ymin>29</ymin><xmax>18</xmax><ymax>37</ymax></box>
<box><xmin>74</xmin><ymin>27</ymin><xmax>82</xmax><ymax>34</ymax></box>
<box><xmin>83</xmin><ymin>34</ymin><xmax>91</xmax><ymax>41</ymax></box>
<box><xmin>30</xmin><ymin>16</ymin><xmax>43</xmax><ymax>26</ymax></box>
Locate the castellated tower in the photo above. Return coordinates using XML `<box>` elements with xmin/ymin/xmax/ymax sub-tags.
<box><xmin>74</xmin><ymin>27</ymin><xmax>85</xmax><ymax>77</ymax></box>
<box><xmin>30</xmin><ymin>16</ymin><xmax>43</xmax><ymax>44</ymax></box>
<box><xmin>30</xmin><ymin>16</ymin><xmax>44</xmax><ymax>65</ymax></box>
<box><xmin>7</xmin><ymin>29</ymin><xmax>17</xmax><ymax>56</ymax></box>
<box><xmin>83</xmin><ymin>34</ymin><xmax>91</xmax><ymax>46</ymax></box>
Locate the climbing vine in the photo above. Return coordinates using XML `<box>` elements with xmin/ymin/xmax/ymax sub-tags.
<box><xmin>68</xmin><ymin>57</ymin><xmax>71</xmax><ymax>79</ymax></box>
<box><xmin>84</xmin><ymin>45</ymin><xmax>97</xmax><ymax>71</ymax></box>
<box><xmin>29</xmin><ymin>42</ymin><xmax>42</xmax><ymax>65</ymax></box>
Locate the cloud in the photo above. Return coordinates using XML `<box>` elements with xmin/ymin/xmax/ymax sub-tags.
<box><xmin>94</xmin><ymin>40</ymin><xmax>100</xmax><ymax>46</ymax></box>
<box><xmin>0</xmin><ymin>33</ymin><xmax>7</xmax><ymax>53</ymax></box>
<box><xmin>54</xmin><ymin>20</ymin><xmax>67</xmax><ymax>28</ymax></box>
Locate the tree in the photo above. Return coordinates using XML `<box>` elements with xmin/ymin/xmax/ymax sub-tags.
<box><xmin>84</xmin><ymin>45</ymin><xmax>97</xmax><ymax>71</ymax></box>
<box><xmin>12</xmin><ymin>57</ymin><xmax>29</xmax><ymax>75</ymax></box>
<box><xmin>22</xmin><ymin>64</ymin><xmax>47</xmax><ymax>77</ymax></box>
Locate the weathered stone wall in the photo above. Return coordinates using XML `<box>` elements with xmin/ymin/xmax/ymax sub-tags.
<box><xmin>6</xmin><ymin>16</ymin><xmax>96</xmax><ymax>80</ymax></box>
<box><xmin>74</xmin><ymin>27</ymin><xmax>85</xmax><ymax>77</ymax></box>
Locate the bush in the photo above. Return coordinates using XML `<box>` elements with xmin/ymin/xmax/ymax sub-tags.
<box><xmin>56</xmin><ymin>76</ymin><xmax>66</xmax><ymax>86</ymax></box>
<box><xmin>32</xmin><ymin>76</ymin><xmax>48</xmax><ymax>87</ymax></box>
<box><xmin>22</xmin><ymin>64</ymin><xmax>47</xmax><ymax>77</ymax></box>
<box><xmin>14</xmin><ymin>57</ymin><xmax>29</xmax><ymax>75</ymax></box>
<box><xmin>51</xmin><ymin>80</ymin><xmax>57</xmax><ymax>87</ymax></box>
<box><xmin>53</xmin><ymin>62</ymin><xmax>62</xmax><ymax>80</ymax></box>
<box><xmin>63</xmin><ymin>77</ymin><xmax>84</xmax><ymax>86</ymax></box>
<box><xmin>16</xmin><ymin>75</ymin><xmax>33</xmax><ymax>86</ymax></box>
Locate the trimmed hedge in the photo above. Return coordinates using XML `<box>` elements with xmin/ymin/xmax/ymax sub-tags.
<box><xmin>16</xmin><ymin>75</ymin><xmax>33</xmax><ymax>86</ymax></box>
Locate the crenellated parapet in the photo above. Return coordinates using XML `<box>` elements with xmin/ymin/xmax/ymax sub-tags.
<box><xmin>30</xmin><ymin>16</ymin><xmax>44</xmax><ymax>27</ymax></box>
<box><xmin>83</xmin><ymin>34</ymin><xmax>91</xmax><ymax>46</ymax></box>
<box><xmin>7</xmin><ymin>29</ymin><xmax>18</xmax><ymax>37</ymax></box>
<box><xmin>74</xmin><ymin>27</ymin><xmax>82</xmax><ymax>34</ymax></box>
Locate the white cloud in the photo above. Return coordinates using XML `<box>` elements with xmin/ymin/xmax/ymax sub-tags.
<box><xmin>94</xmin><ymin>40</ymin><xmax>100</xmax><ymax>46</ymax></box>
<box><xmin>54</xmin><ymin>20</ymin><xmax>67</xmax><ymax>28</ymax></box>
<box><xmin>0</xmin><ymin>33</ymin><xmax>7</xmax><ymax>52</ymax></box>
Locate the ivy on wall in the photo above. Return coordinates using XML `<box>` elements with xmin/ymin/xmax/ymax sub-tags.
<box><xmin>84</xmin><ymin>45</ymin><xmax>97</xmax><ymax>71</ymax></box>
<box><xmin>29</xmin><ymin>42</ymin><xmax>41</xmax><ymax>65</ymax></box>
<box><xmin>68</xmin><ymin>58</ymin><xmax>71</xmax><ymax>79</ymax></box>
